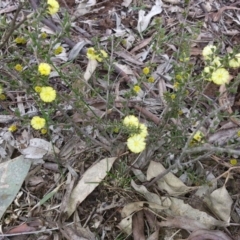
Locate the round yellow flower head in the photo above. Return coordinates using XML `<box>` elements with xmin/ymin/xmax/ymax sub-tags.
<box><xmin>211</xmin><ymin>68</ymin><xmax>229</xmax><ymax>85</ymax></box>
<box><xmin>127</xmin><ymin>134</ymin><xmax>146</xmax><ymax>153</ymax></box>
<box><xmin>34</xmin><ymin>86</ymin><xmax>42</xmax><ymax>93</ymax></box>
<box><xmin>133</xmin><ymin>85</ymin><xmax>141</xmax><ymax>93</ymax></box>
<box><xmin>41</xmin><ymin>32</ymin><xmax>48</xmax><ymax>39</ymax></box>
<box><xmin>8</xmin><ymin>125</ymin><xmax>17</xmax><ymax>132</ymax></box>
<box><xmin>14</xmin><ymin>37</ymin><xmax>26</xmax><ymax>44</ymax></box>
<box><xmin>40</xmin><ymin>86</ymin><xmax>56</xmax><ymax>102</ymax></box>
<box><xmin>170</xmin><ymin>94</ymin><xmax>176</xmax><ymax>100</ymax></box>
<box><xmin>202</xmin><ymin>45</ymin><xmax>216</xmax><ymax>60</ymax></box>
<box><xmin>148</xmin><ymin>76</ymin><xmax>155</xmax><ymax>83</ymax></box>
<box><xmin>54</xmin><ymin>46</ymin><xmax>64</xmax><ymax>55</ymax></box>
<box><xmin>173</xmin><ymin>82</ymin><xmax>179</xmax><ymax>90</ymax></box>
<box><xmin>193</xmin><ymin>130</ymin><xmax>204</xmax><ymax>142</ymax></box>
<box><xmin>138</xmin><ymin>123</ymin><xmax>148</xmax><ymax>138</ymax></box>
<box><xmin>14</xmin><ymin>64</ymin><xmax>23</xmax><ymax>72</ymax></box>
<box><xmin>47</xmin><ymin>0</ymin><xmax>59</xmax><ymax>15</ymax></box>
<box><xmin>142</xmin><ymin>67</ymin><xmax>150</xmax><ymax>75</ymax></box>
<box><xmin>0</xmin><ymin>94</ymin><xmax>6</xmax><ymax>100</ymax></box>
<box><xmin>203</xmin><ymin>66</ymin><xmax>212</xmax><ymax>73</ymax></box>
<box><xmin>229</xmin><ymin>58</ymin><xmax>240</xmax><ymax>68</ymax></box>
<box><xmin>87</xmin><ymin>47</ymin><xmax>96</xmax><ymax>60</ymax></box>
<box><xmin>229</xmin><ymin>159</ymin><xmax>238</xmax><ymax>166</ymax></box>
<box><xmin>41</xmin><ymin>128</ymin><xmax>48</xmax><ymax>134</ymax></box>
<box><xmin>38</xmin><ymin>63</ymin><xmax>51</xmax><ymax>76</ymax></box>
<box><xmin>123</xmin><ymin>115</ymin><xmax>139</xmax><ymax>127</ymax></box>
<box><xmin>229</xmin><ymin>53</ymin><xmax>240</xmax><ymax>68</ymax></box>
<box><xmin>211</xmin><ymin>57</ymin><xmax>221</xmax><ymax>67</ymax></box>
<box><xmin>100</xmin><ymin>50</ymin><xmax>108</xmax><ymax>58</ymax></box>
<box><xmin>31</xmin><ymin>116</ymin><xmax>46</xmax><ymax>130</ymax></box>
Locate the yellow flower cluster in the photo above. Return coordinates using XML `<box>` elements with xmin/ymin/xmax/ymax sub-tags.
<box><xmin>0</xmin><ymin>94</ymin><xmax>6</xmax><ymax>100</ymax></box>
<box><xmin>193</xmin><ymin>130</ymin><xmax>204</xmax><ymax>142</ymax></box>
<box><xmin>202</xmin><ymin>45</ymin><xmax>230</xmax><ymax>85</ymax></box>
<box><xmin>40</xmin><ymin>86</ymin><xmax>56</xmax><ymax>102</ymax></box>
<box><xmin>229</xmin><ymin>159</ymin><xmax>238</xmax><ymax>166</ymax></box>
<box><xmin>54</xmin><ymin>46</ymin><xmax>64</xmax><ymax>55</ymax></box>
<box><xmin>123</xmin><ymin>115</ymin><xmax>148</xmax><ymax>153</ymax></box>
<box><xmin>229</xmin><ymin>53</ymin><xmax>240</xmax><ymax>68</ymax></box>
<box><xmin>34</xmin><ymin>85</ymin><xmax>56</xmax><ymax>102</ymax></box>
<box><xmin>87</xmin><ymin>47</ymin><xmax>108</xmax><ymax>62</ymax></box>
<box><xmin>189</xmin><ymin>130</ymin><xmax>205</xmax><ymax>146</ymax></box>
<box><xmin>14</xmin><ymin>37</ymin><xmax>26</xmax><ymax>44</ymax></box>
<box><xmin>133</xmin><ymin>85</ymin><xmax>141</xmax><ymax>93</ymax></box>
<box><xmin>202</xmin><ymin>45</ymin><xmax>217</xmax><ymax>60</ymax></box>
<box><xmin>14</xmin><ymin>64</ymin><xmax>23</xmax><ymax>72</ymax></box>
<box><xmin>47</xmin><ymin>0</ymin><xmax>59</xmax><ymax>15</ymax></box>
<box><xmin>148</xmin><ymin>76</ymin><xmax>155</xmax><ymax>83</ymax></box>
<box><xmin>8</xmin><ymin>125</ymin><xmax>17</xmax><ymax>132</ymax></box>
<box><xmin>31</xmin><ymin>116</ymin><xmax>46</xmax><ymax>130</ymax></box>
<box><xmin>38</xmin><ymin>63</ymin><xmax>51</xmax><ymax>76</ymax></box>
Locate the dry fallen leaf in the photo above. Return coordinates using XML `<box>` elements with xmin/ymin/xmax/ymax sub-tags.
<box><xmin>137</xmin><ymin>0</ymin><xmax>162</xmax><ymax>33</ymax></box>
<box><xmin>66</xmin><ymin>157</ymin><xmax>117</xmax><ymax>217</ymax></box>
<box><xmin>187</xmin><ymin>229</ymin><xmax>232</xmax><ymax>240</ymax></box>
<box><xmin>208</xmin><ymin>185</ymin><xmax>233</xmax><ymax>222</ymax></box>
<box><xmin>20</xmin><ymin>138</ymin><xmax>59</xmax><ymax>159</ymax></box>
<box><xmin>147</xmin><ymin>161</ymin><xmax>193</xmax><ymax>196</ymax></box>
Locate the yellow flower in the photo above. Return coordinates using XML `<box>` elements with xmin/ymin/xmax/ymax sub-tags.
<box><xmin>229</xmin><ymin>59</ymin><xmax>240</xmax><ymax>68</ymax></box>
<box><xmin>40</xmin><ymin>86</ymin><xmax>56</xmax><ymax>102</ymax></box>
<box><xmin>14</xmin><ymin>37</ymin><xmax>26</xmax><ymax>44</ymax></box>
<box><xmin>142</xmin><ymin>67</ymin><xmax>150</xmax><ymax>75</ymax></box>
<box><xmin>47</xmin><ymin>0</ymin><xmax>59</xmax><ymax>15</ymax></box>
<box><xmin>178</xmin><ymin>109</ymin><xmax>183</xmax><ymax>115</ymax></box>
<box><xmin>211</xmin><ymin>68</ymin><xmax>229</xmax><ymax>85</ymax></box>
<box><xmin>229</xmin><ymin>54</ymin><xmax>240</xmax><ymax>68</ymax></box>
<box><xmin>41</xmin><ymin>128</ymin><xmax>48</xmax><ymax>134</ymax></box>
<box><xmin>138</xmin><ymin>123</ymin><xmax>148</xmax><ymax>138</ymax></box>
<box><xmin>176</xmin><ymin>74</ymin><xmax>183</xmax><ymax>81</ymax></box>
<box><xmin>8</xmin><ymin>125</ymin><xmax>17</xmax><ymax>132</ymax></box>
<box><xmin>100</xmin><ymin>50</ymin><xmax>108</xmax><ymax>58</ymax></box>
<box><xmin>31</xmin><ymin>116</ymin><xmax>46</xmax><ymax>130</ymax></box>
<box><xmin>133</xmin><ymin>85</ymin><xmax>141</xmax><ymax>93</ymax></box>
<box><xmin>123</xmin><ymin>115</ymin><xmax>139</xmax><ymax>127</ymax></box>
<box><xmin>87</xmin><ymin>47</ymin><xmax>96</xmax><ymax>60</ymax></box>
<box><xmin>179</xmin><ymin>52</ymin><xmax>189</xmax><ymax>62</ymax></box>
<box><xmin>203</xmin><ymin>67</ymin><xmax>213</xmax><ymax>81</ymax></box>
<box><xmin>34</xmin><ymin>86</ymin><xmax>42</xmax><ymax>93</ymax></box>
<box><xmin>170</xmin><ymin>94</ymin><xmax>176</xmax><ymax>100</ymax></box>
<box><xmin>54</xmin><ymin>46</ymin><xmax>64</xmax><ymax>55</ymax></box>
<box><xmin>193</xmin><ymin>130</ymin><xmax>204</xmax><ymax>142</ymax></box>
<box><xmin>230</xmin><ymin>159</ymin><xmax>238</xmax><ymax>166</ymax></box>
<box><xmin>86</xmin><ymin>48</ymin><xmax>108</xmax><ymax>62</ymax></box>
<box><xmin>173</xmin><ymin>82</ymin><xmax>179</xmax><ymax>90</ymax></box>
<box><xmin>211</xmin><ymin>57</ymin><xmax>221</xmax><ymax>67</ymax></box>
<box><xmin>0</xmin><ymin>94</ymin><xmax>6</xmax><ymax>100</ymax></box>
<box><xmin>38</xmin><ymin>63</ymin><xmax>51</xmax><ymax>76</ymax></box>
<box><xmin>148</xmin><ymin>76</ymin><xmax>155</xmax><ymax>83</ymax></box>
<box><xmin>14</xmin><ymin>64</ymin><xmax>23</xmax><ymax>72</ymax></box>
<box><xmin>41</xmin><ymin>32</ymin><xmax>48</xmax><ymax>39</ymax></box>
<box><xmin>202</xmin><ymin>45</ymin><xmax>216</xmax><ymax>60</ymax></box>
<box><xmin>127</xmin><ymin>134</ymin><xmax>146</xmax><ymax>153</ymax></box>
<box><xmin>237</xmin><ymin>130</ymin><xmax>240</xmax><ymax>137</ymax></box>
<box><xmin>203</xmin><ymin>66</ymin><xmax>212</xmax><ymax>73</ymax></box>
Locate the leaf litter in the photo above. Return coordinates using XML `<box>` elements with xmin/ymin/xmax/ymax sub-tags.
<box><xmin>1</xmin><ymin>0</ymin><xmax>240</xmax><ymax>239</ymax></box>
